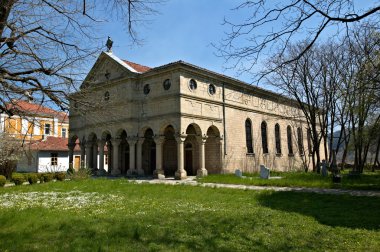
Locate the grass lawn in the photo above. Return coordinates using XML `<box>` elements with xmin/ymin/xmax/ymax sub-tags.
<box><xmin>198</xmin><ymin>171</ymin><xmax>380</xmax><ymax>191</ymax></box>
<box><xmin>0</xmin><ymin>179</ymin><xmax>379</xmax><ymax>251</ymax></box>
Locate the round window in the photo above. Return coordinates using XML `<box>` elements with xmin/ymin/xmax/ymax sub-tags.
<box><xmin>163</xmin><ymin>79</ymin><xmax>171</xmax><ymax>90</ymax></box>
<box><xmin>208</xmin><ymin>84</ymin><xmax>216</xmax><ymax>95</ymax></box>
<box><xmin>143</xmin><ymin>84</ymin><xmax>150</xmax><ymax>95</ymax></box>
<box><xmin>104</xmin><ymin>91</ymin><xmax>110</xmax><ymax>101</ymax></box>
<box><xmin>189</xmin><ymin>79</ymin><xmax>197</xmax><ymax>90</ymax></box>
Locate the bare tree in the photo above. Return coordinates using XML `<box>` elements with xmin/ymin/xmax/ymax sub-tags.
<box><xmin>0</xmin><ymin>132</ymin><xmax>23</xmax><ymax>178</ymax></box>
<box><xmin>0</xmin><ymin>0</ymin><xmax>161</xmax><ymax>115</ymax></box>
<box><xmin>216</xmin><ymin>0</ymin><xmax>380</xmax><ymax>81</ymax></box>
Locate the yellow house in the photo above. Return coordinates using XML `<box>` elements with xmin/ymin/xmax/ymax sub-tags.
<box><xmin>0</xmin><ymin>100</ymin><xmax>69</xmax><ymax>140</ymax></box>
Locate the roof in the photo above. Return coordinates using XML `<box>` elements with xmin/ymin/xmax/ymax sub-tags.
<box><xmin>122</xmin><ymin>60</ymin><xmax>151</xmax><ymax>73</ymax></box>
<box><xmin>6</xmin><ymin>100</ymin><xmax>69</xmax><ymax>123</ymax></box>
<box><xmin>29</xmin><ymin>136</ymin><xmax>79</xmax><ymax>152</ymax></box>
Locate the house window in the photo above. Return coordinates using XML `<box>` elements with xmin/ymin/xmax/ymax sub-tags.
<box><xmin>287</xmin><ymin>126</ymin><xmax>294</xmax><ymax>155</ymax></box>
<box><xmin>208</xmin><ymin>84</ymin><xmax>216</xmax><ymax>95</ymax></box>
<box><xmin>245</xmin><ymin>119</ymin><xmax>253</xmax><ymax>154</ymax></box>
<box><xmin>62</xmin><ymin>128</ymin><xmax>67</xmax><ymax>138</ymax></box>
<box><xmin>275</xmin><ymin>123</ymin><xmax>281</xmax><ymax>155</ymax></box>
<box><xmin>44</xmin><ymin>123</ymin><xmax>51</xmax><ymax>135</ymax></box>
<box><xmin>297</xmin><ymin>127</ymin><xmax>304</xmax><ymax>155</ymax></box>
<box><xmin>163</xmin><ymin>79</ymin><xmax>171</xmax><ymax>90</ymax></box>
<box><xmin>51</xmin><ymin>153</ymin><xmax>58</xmax><ymax>166</ymax></box>
<box><xmin>189</xmin><ymin>79</ymin><xmax>197</xmax><ymax>90</ymax></box>
<box><xmin>143</xmin><ymin>84</ymin><xmax>150</xmax><ymax>95</ymax></box>
<box><xmin>261</xmin><ymin>121</ymin><xmax>268</xmax><ymax>154</ymax></box>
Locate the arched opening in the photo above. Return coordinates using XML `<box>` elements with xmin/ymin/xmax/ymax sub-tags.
<box><xmin>163</xmin><ymin>125</ymin><xmax>177</xmax><ymax>176</ymax></box>
<box><xmin>142</xmin><ymin>128</ymin><xmax>156</xmax><ymax>175</ymax></box>
<box><xmin>297</xmin><ymin>127</ymin><xmax>304</xmax><ymax>155</ymax></box>
<box><xmin>275</xmin><ymin>123</ymin><xmax>281</xmax><ymax>155</ymax></box>
<box><xmin>261</xmin><ymin>121</ymin><xmax>268</xmax><ymax>154</ymax></box>
<box><xmin>184</xmin><ymin>124</ymin><xmax>201</xmax><ymax>176</ymax></box>
<box><xmin>101</xmin><ymin>132</ymin><xmax>112</xmax><ymax>173</ymax></box>
<box><xmin>205</xmin><ymin>126</ymin><xmax>221</xmax><ymax>174</ymax></box>
<box><xmin>118</xmin><ymin>130</ymin><xmax>130</xmax><ymax>174</ymax></box>
<box><xmin>287</xmin><ymin>126</ymin><xmax>294</xmax><ymax>156</ymax></box>
<box><xmin>245</xmin><ymin>119</ymin><xmax>254</xmax><ymax>154</ymax></box>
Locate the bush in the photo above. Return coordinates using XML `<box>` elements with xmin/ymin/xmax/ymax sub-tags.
<box><xmin>27</xmin><ymin>173</ymin><xmax>38</xmax><ymax>184</ymax></box>
<box><xmin>0</xmin><ymin>175</ymin><xmax>6</xmax><ymax>187</ymax></box>
<box><xmin>12</xmin><ymin>173</ymin><xmax>26</xmax><ymax>185</ymax></box>
<box><xmin>67</xmin><ymin>167</ymin><xmax>92</xmax><ymax>180</ymax></box>
<box><xmin>67</xmin><ymin>164</ymin><xmax>74</xmax><ymax>175</ymax></box>
<box><xmin>55</xmin><ymin>172</ymin><xmax>66</xmax><ymax>181</ymax></box>
<box><xmin>37</xmin><ymin>173</ymin><xmax>44</xmax><ymax>183</ymax></box>
<box><xmin>42</xmin><ymin>173</ymin><xmax>54</xmax><ymax>182</ymax></box>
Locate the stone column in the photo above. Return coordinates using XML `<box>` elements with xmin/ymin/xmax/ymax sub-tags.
<box><xmin>126</xmin><ymin>137</ymin><xmax>138</xmax><ymax>175</ymax></box>
<box><xmin>219</xmin><ymin>136</ymin><xmax>226</xmax><ymax>174</ymax></box>
<box><xmin>68</xmin><ymin>142</ymin><xmax>75</xmax><ymax>169</ymax></box>
<box><xmin>153</xmin><ymin>135</ymin><xmax>165</xmax><ymax>179</ymax></box>
<box><xmin>97</xmin><ymin>140</ymin><xmax>106</xmax><ymax>175</ymax></box>
<box><xmin>136</xmin><ymin>138</ymin><xmax>144</xmax><ymax>176</ymax></box>
<box><xmin>92</xmin><ymin>142</ymin><xmax>98</xmax><ymax>172</ymax></box>
<box><xmin>196</xmin><ymin>136</ymin><xmax>208</xmax><ymax>177</ymax></box>
<box><xmin>175</xmin><ymin>134</ymin><xmax>187</xmax><ymax>180</ymax></box>
<box><xmin>111</xmin><ymin>138</ymin><xmax>121</xmax><ymax>175</ymax></box>
<box><xmin>85</xmin><ymin>142</ymin><xmax>92</xmax><ymax>169</ymax></box>
<box><xmin>80</xmin><ymin>143</ymin><xmax>85</xmax><ymax>169</ymax></box>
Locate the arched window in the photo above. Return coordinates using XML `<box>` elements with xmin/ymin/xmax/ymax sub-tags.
<box><xmin>261</xmin><ymin>121</ymin><xmax>268</xmax><ymax>154</ymax></box>
<box><xmin>307</xmin><ymin>128</ymin><xmax>313</xmax><ymax>155</ymax></box>
<box><xmin>287</xmin><ymin>126</ymin><xmax>293</xmax><ymax>155</ymax></box>
<box><xmin>297</xmin><ymin>127</ymin><xmax>304</xmax><ymax>155</ymax></box>
<box><xmin>275</xmin><ymin>123</ymin><xmax>281</xmax><ymax>154</ymax></box>
<box><xmin>245</xmin><ymin>119</ymin><xmax>253</xmax><ymax>153</ymax></box>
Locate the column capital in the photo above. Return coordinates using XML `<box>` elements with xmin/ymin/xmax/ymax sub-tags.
<box><xmin>127</xmin><ymin>136</ymin><xmax>139</xmax><ymax>145</ymax></box>
<box><xmin>196</xmin><ymin>135</ymin><xmax>208</xmax><ymax>144</ymax></box>
<box><xmin>85</xmin><ymin>142</ymin><xmax>93</xmax><ymax>148</ymax></box>
<box><xmin>110</xmin><ymin>138</ymin><xmax>122</xmax><ymax>145</ymax></box>
<box><xmin>153</xmin><ymin>135</ymin><xmax>165</xmax><ymax>145</ymax></box>
<box><xmin>175</xmin><ymin>133</ymin><xmax>187</xmax><ymax>143</ymax></box>
<box><xmin>97</xmin><ymin>139</ymin><xmax>106</xmax><ymax>147</ymax></box>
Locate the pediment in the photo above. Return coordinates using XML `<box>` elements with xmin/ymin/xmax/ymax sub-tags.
<box><xmin>81</xmin><ymin>52</ymin><xmax>138</xmax><ymax>88</ymax></box>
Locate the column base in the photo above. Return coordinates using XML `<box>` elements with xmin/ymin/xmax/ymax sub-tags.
<box><xmin>126</xmin><ymin>169</ymin><xmax>137</xmax><ymax>176</ymax></box>
<box><xmin>153</xmin><ymin>169</ymin><xmax>165</xmax><ymax>179</ymax></box>
<box><xmin>111</xmin><ymin>168</ymin><xmax>121</xmax><ymax>175</ymax></box>
<box><xmin>175</xmin><ymin>169</ymin><xmax>187</xmax><ymax>180</ymax></box>
<box><xmin>96</xmin><ymin>169</ymin><xmax>107</xmax><ymax>176</ymax></box>
<box><xmin>196</xmin><ymin>168</ymin><xmax>208</xmax><ymax>177</ymax></box>
<box><xmin>137</xmin><ymin>169</ymin><xmax>145</xmax><ymax>176</ymax></box>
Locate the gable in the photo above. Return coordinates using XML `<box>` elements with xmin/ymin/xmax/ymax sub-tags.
<box><xmin>81</xmin><ymin>52</ymin><xmax>139</xmax><ymax>88</ymax></box>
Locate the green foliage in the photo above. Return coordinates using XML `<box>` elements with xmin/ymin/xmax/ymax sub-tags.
<box><xmin>55</xmin><ymin>172</ymin><xmax>66</xmax><ymax>181</ymax></box>
<box><xmin>11</xmin><ymin>173</ymin><xmax>26</xmax><ymax>186</ymax></box>
<box><xmin>42</xmin><ymin>173</ymin><xmax>54</xmax><ymax>183</ymax></box>
<box><xmin>67</xmin><ymin>164</ymin><xmax>74</xmax><ymax>175</ymax></box>
<box><xmin>67</xmin><ymin>168</ymin><xmax>92</xmax><ymax>180</ymax></box>
<box><xmin>0</xmin><ymin>180</ymin><xmax>379</xmax><ymax>251</ymax></box>
<box><xmin>198</xmin><ymin>171</ymin><xmax>380</xmax><ymax>190</ymax></box>
<box><xmin>37</xmin><ymin>173</ymin><xmax>44</xmax><ymax>183</ymax></box>
<box><xmin>27</xmin><ymin>173</ymin><xmax>38</xmax><ymax>185</ymax></box>
<box><xmin>0</xmin><ymin>175</ymin><xmax>6</xmax><ymax>187</ymax></box>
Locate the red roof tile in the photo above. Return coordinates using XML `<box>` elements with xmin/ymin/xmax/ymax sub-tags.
<box><xmin>6</xmin><ymin>100</ymin><xmax>69</xmax><ymax>123</ymax></box>
<box><xmin>123</xmin><ymin>60</ymin><xmax>151</xmax><ymax>73</ymax></box>
<box><xmin>29</xmin><ymin>136</ymin><xmax>79</xmax><ymax>151</ymax></box>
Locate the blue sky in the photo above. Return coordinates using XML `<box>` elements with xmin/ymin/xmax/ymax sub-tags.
<box><xmin>97</xmin><ymin>0</ymin><xmax>253</xmax><ymax>82</ymax></box>
<box><xmin>95</xmin><ymin>0</ymin><xmax>377</xmax><ymax>86</ymax></box>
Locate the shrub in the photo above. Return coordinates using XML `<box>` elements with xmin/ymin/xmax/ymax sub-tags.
<box><xmin>12</xmin><ymin>173</ymin><xmax>26</xmax><ymax>185</ymax></box>
<box><xmin>67</xmin><ymin>164</ymin><xmax>75</xmax><ymax>175</ymax></box>
<box><xmin>67</xmin><ymin>167</ymin><xmax>92</xmax><ymax>180</ymax></box>
<box><xmin>0</xmin><ymin>175</ymin><xmax>6</xmax><ymax>187</ymax></box>
<box><xmin>42</xmin><ymin>173</ymin><xmax>54</xmax><ymax>182</ymax></box>
<box><xmin>37</xmin><ymin>173</ymin><xmax>44</xmax><ymax>183</ymax></box>
<box><xmin>27</xmin><ymin>173</ymin><xmax>38</xmax><ymax>184</ymax></box>
<box><xmin>55</xmin><ymin>172</ymin><xmax>66</xmax><ymax>181</ymax></box>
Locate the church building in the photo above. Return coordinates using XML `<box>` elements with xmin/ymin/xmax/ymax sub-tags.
<box><xmin>68</xmin><ymin>51</ymin><xmax>324</xmax><ymax>179</ymax></box>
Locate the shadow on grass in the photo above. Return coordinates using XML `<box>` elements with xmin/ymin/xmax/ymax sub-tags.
<box><xmin>256</xmin><ymin>191</ymin><xmax>380</xmax><ymax>230</ymax></box>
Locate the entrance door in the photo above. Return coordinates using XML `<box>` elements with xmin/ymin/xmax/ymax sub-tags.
<box><xmin>185</xmin><ymin>143</ymin><xmax>193</xmax><ymax>175</ymax></box>
<box><xmin>74</xmin><ymin>156</ymin><xmax>81</xmax><ymax>171</ymax></box>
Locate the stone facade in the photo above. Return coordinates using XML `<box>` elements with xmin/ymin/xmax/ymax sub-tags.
<box><xmin>69</xmin><ymin>52</ymin><xmax>325</xmax><ymax>179</ymax></box>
